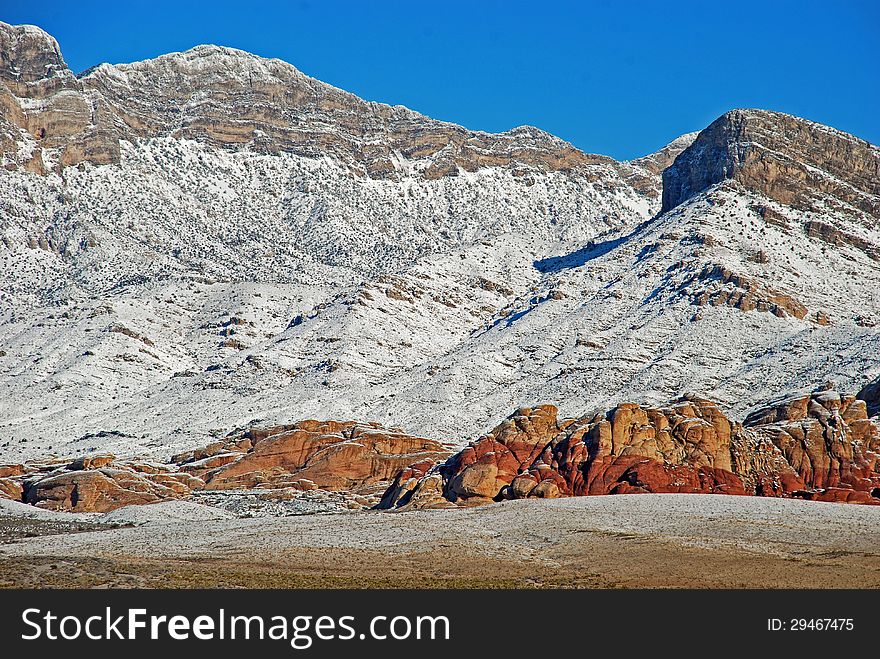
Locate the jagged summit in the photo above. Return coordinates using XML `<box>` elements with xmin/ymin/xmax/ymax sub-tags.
<box><xmin>662</xmin><ymin>108</ymin><xmax>880</xmax><ymax>216</ymax></box>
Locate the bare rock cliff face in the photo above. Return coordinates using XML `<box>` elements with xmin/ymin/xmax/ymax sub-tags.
<box><xmin>661</xmin><ymin>109</ymin><xmax>880</xmax><ymax>218</ymax></box>
<box><xmin>0</xmin><ymin>24</ymin><xmax>120</xmax><ymax>173</ymax></box>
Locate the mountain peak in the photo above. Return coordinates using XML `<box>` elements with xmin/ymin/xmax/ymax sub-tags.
<box><xmin>661</xmin><ymin>108</ymin><xmax>880</xmax><ymax>216</ymax></box>
<box><xmin>111</xmin><ymin>42</ymin><xmax>304</xmax><ymax>72</ymax></box>
<box><xmin>0</xmin><ymin>21</ymin><xmax>70</xmax><ymax>91</ymax></box>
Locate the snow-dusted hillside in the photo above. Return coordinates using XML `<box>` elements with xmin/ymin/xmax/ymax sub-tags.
<box><xmin>0</xmin><ymin>135</ymin><xmax>654</xmax><ymax>458</ymax></box>
<box><xmin>1</xmin><ymin>22</ymin><xmax>878</xmax><ymax>461</ymax></box>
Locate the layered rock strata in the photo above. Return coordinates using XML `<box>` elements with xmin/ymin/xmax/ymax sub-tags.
<box><xmin>0</xmin><ymin>21</ymin><xmax>638</xmax><ymax>183</ymax></box>
<box><xmin>662</xmin><ymin>109</ymin><xmax>880</xmax><ymax>217</ymax></box>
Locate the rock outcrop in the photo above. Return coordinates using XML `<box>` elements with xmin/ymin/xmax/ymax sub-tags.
<box><xmin>13</xmin><ymin>452</ymin><xmax>204</xmax><ymax>513</ymax></box>
<box><xmin>3</xmin><ymin>420</ymin><xmax>450</xmax><ymax>512</ymax></box>
<box><xmin>661</xmin><ymin>109</ymin><xmax>880</xmax><ymax>218</ymax></box>
<box><xmin>174</xmin><ymin>420</ymin><xmax>450</xmax><ymax>494</ymax></box>
<box><xmin>0</xmin><ymin>476</ymin><xmax>23</xmax><ymax>501</ymax></box>
<box><xmin>686</xmin><ymin>264</ymin><xmax>809</xmax><ymax>320</ymax></box>
<box><xmin>420</xmin><ymin>398</ymin><xmax>749</xmax><ymax>507</ymax></box>
<box><xmin>744</xmin><ymin>389</ymin><xmax>880</xmax><ymax>504</ymax></box>
<box><xmin>24</xmin><ymin>467</ymin><xmax>202</xmax><ymax>513</ymax></box>
<box><xmin>3</xmin><ymin>389</ymin><xmax>879</xmax><ymax>513</ymax></box>
<box><xmin>380</xmin><ymin>387</ymin><xmax>880</xmax><ymax>509</ymax></box>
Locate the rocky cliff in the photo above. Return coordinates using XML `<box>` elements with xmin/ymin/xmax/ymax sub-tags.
<box><xmin>661</xmin><ymin>109</ymin><xmax>880</xmax><ymax>218</ymax></box>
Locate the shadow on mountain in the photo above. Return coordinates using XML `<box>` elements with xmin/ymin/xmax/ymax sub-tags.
<box><xmin>533</xmin><ymin>214</ymin><xmax>664</xmax><ymax>273</ymax></box>
<box><xmin>534</xmin><ymin>233</ymin><xmax>630</xmax><ymax>273</ymax></box>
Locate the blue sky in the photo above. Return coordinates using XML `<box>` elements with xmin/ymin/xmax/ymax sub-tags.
<box><xmin>2</xmin><ymin>0</ymin><xmax>877</xmax><ymax>159</ymax></box>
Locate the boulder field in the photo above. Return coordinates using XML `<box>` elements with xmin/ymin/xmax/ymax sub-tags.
<box><xmin>2</xmin><ymin>385</ymin><xmax>878</xmax><ymax>513</ymax></box>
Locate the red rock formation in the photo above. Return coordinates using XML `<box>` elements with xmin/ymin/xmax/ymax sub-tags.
<box><xmin>744</xmin><ymin>390</ymin><xmax>880</xmax><ymax>496</ymax></box>
<box><xmin>377</xmin><ymin>459</ymin><xmax>448</xmax><ymax>509</ymax></box>
<box><xmin>439</xmin><ymin>398</ymin><xmax>748</xmax><ymax>506</ymax></box>
<box><xmin>688</xmin><ymin>264</ymin><xmax>809</xmax><ymax>320</ymax></box>
<box><xmin>5</xmin><ymin>420</ymin><xmax>450</xmax><ymax>512</ymax></box>
<box><xmin>69</xmin><ymin>453</ymin><xmax>116</xmax><ymax>470</ymax></box>
<box><xmin>6</xmin><ymin>392</ymin><xmax>879</xmax><ymax>513</ymax></box>
<box><xmin>381</xmin><ymin>388</ymin><xmax>880</xmax><ymax>509</ymax></box>
<box><xmin>184</xmin><ymin>421</ymin><xmax>450</xmax><ymax>493</ymax></box>
<box><xmin>24</xmin><ymin>467</ymin><xmax>203</xmax><ymax>513</ymax></box>
<box><xmin>0</xmin><ymin>464</ymin><xmax>26</xmax><ymax>479</ymax></box>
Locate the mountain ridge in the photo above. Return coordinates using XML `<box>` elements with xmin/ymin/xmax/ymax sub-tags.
<box><xmin>1</xmin><ymin>21</ymin><xmax>625</xmax><ymax>183</ymax></box>
<box><xmin>2</xmin><ymin>23</ymin><xmax>876</xmax><ymax>176</ymax></box>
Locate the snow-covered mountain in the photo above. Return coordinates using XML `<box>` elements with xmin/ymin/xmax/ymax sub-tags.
<box><xmin>1</xmin><ymin>22</ymin><xmax>878</xmax><ymax>462</ymax></box>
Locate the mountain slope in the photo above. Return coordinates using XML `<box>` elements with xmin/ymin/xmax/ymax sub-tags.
<box><xmin>0</xmin><ymin>22</ymin><xmax>878</xmax><ymax>463</ymax></box>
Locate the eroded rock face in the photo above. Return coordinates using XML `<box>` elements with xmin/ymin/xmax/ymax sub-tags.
<box><xmin>0</xmin><ymin>23</ymin><xmax>120</xmax><ymax>173</ymax></box>
<box><xmin>23</xmin><ymin>464</ymin><xmax>203</xmax><ymax>513</ymax></box>
<box><xmin>744</xmin><ymin>389</ymin><xmax>880</xmax><ymax>497</ymax></box>
<box><xmin>0</xmin><ymin>477</ymin><xmax>23</xmax><ymax>501</ymax></box>
<box><xmin>687</xmin><ymin>264</ymin><xmax>809</xmax><ymax>320</ymax></box>
<box><xmin>177</xmin><ymin>420</ymin><xmax>450</xmax><ymax>493</ymax></box>
<box><xmin>381</xmin><ymin>389</ymin><xmax>880</xmax><ymax>509</ymax></box>
<box><xmin>433</xmin><ymin>398</ymin><xmax>748</xmax><ymax>506</ymax></box>
<box><xmin>662</xmin><ymin>109</ymin><xmax>880</xmax><ymax>218</ymax></box>
<box><xmin>376</xmin><ymin>459</ymin><xmax>449</xmax><ymax>510</ymax></box>
<box><xmin>3</xmin><ymin>419</ymin><xmax>450</xmax><ymax>512</ymax></box>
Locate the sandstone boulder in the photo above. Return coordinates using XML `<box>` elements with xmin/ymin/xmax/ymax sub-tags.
<box><xmin>182</xmin><ymin>420</ymin><xmax>451</xmax><ymax>494</ymax></box>
<box><xmin>377</xmin><ymin>459</ymin><xmax>451</xmax><ymax>510</ymax></box>
<box><xmin>0</xmin><ymin>464</ymin><xmax>26</xmax><ymax>479</ymax></box>
<box><xmin>0</xmin><ymin>477</ymin><xmax>23</xmax><ymax>501</ymax></box>
<box><xmin>23</xmin><ymin>468</ymin><xmax>196</xmax><ymax>513</ymax></box>
<box><xmin>68</xmin><ymin>453</ymin><xmax>116</xmax><ymax>470</ymax></box>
